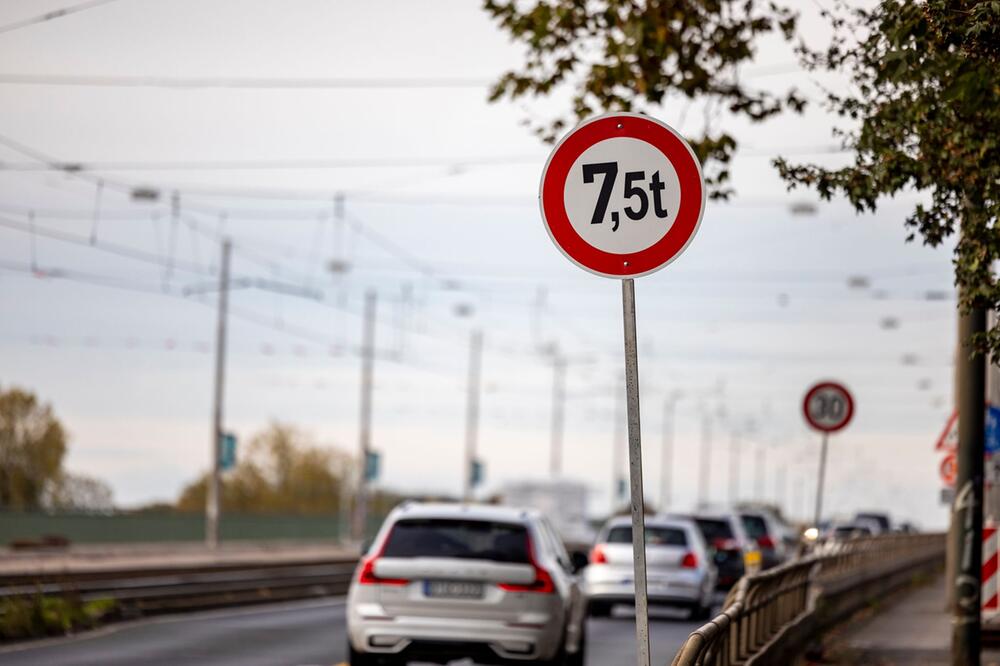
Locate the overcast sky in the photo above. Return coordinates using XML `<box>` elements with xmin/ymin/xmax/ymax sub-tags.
<box><xmin>0</xmin><ymin>0</ymin><xmax>964</xmax><ymax>529</ymax></box>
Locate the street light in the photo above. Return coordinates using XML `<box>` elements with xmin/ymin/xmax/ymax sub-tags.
<box><xmin>660</xmin><ymin>390</ymin><xmax>682</xmax><ymax>512</ymax></box>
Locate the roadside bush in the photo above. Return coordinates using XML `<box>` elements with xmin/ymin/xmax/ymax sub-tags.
<box><xmin>0</xmin><ymin>595</ymin><xmax>116</xmax><ymax>641</ymax></box>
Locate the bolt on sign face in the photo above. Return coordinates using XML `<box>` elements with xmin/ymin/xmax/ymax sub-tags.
<box><xmin>802</xmin><ymin>381</ymin><xmax>854</xmax><ymax>433</ymax></box>
<box><xmin>539</xmin><ymin>112</ymin><xmax>705</xmax><ymax>278</ymax></box>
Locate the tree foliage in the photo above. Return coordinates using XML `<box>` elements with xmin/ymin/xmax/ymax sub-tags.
<box><xmin>176</xmin><ymin>423</ymin><xmax>352</xmax><ymax>514</ymax></box>
<box><xmin>0</xmin><ymin>387</ymin><xmax>68</xmax><ymax>509</ymax></box>
<box><xmin>43</xmin><ymin>473</ymin><xmax>115</xmax><ymax>513</ymax></box>
<box><xmin>0</xmin><ymin>386</ymin><xmax>115</xmax><ymax>511</ymax></box>
<box><xmin>484</xmin><ymin>0</ymin><xmax>804</xmax><ymax>198</ymax></box>
<box><xmin>774</xmin><ymin>0</ymin><xmax>1000</xmax><ymax>359</ymax></box>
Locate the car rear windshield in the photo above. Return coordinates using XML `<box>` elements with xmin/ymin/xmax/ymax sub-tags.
<box><xmin>740</xmin><ymin>515</ymin><xmax>768</xmax><ymax>540</ymax></box>
<box><xmin>605</xmin><ymin>526</ymin><xmax>687</xmax><ymax>546</ymax></box>
<box><xmin>694</xmin><ymin>518</ymin><xmax>734</xmax><ymax>542</ymax></box>
<box><xmin>855</xmin><ymin>514</ymin><xmax>890</xmax><ymax>530</ymax></box>
<box><xmin>381</xmin><ymin>518</ymin><xmax>531</xmax><ymax>563</ymax></box>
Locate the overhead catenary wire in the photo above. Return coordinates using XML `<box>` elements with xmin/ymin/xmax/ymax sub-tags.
<box><xmin>0</xmin><ymin>0</ymin><xmax>126</xmax><ymax>36</ymax></box>
<box><xmin>0</xmin><ymin>73</ymin><xmax>495</xmax><ymax>89</ymax></box>
<box><xmin>0</xmin><ymin>212</ymin><xmax>209</xmax><ymax>276</ymax></box>
<box><xmin>0</xmin><ymin>62</ymin><xmax>803</xmax><ymax>89</ymax></box>
<box><xmin>0</xmin><ymin>259</ymin><xmax>462</xmax><ymax>376</ymax></box>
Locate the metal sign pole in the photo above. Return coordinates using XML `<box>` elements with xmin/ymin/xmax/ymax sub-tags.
<box><xmin>621</xmin><ymin>278</ymin><xmax>650</xmax><ymax>666</ymax></box>
<box><xmin>813</xmin><ymin>432</ymin><xmax>829</xmax><ymax>529</ymax></box>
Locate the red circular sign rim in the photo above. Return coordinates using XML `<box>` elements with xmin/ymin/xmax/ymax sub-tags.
<box><xmin>538</xmin><ymin>112</ymin><xmax>706</xmax><ymax>278</ymax></box>
<box><xmin>802</xmin><ymin>381</ymin><xmax>855</xmax><ymax>433</ymax></box>
<box><xmin>939</xmin><ymin>452</ymin><xmax>957</xmax><ymax>487</ymax></box>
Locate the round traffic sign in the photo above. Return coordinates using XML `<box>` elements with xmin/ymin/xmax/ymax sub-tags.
<box><xmin>539</xmin><ymin>112</ymin><xmax>705</xmax><ymax>278</ymax></box>
<box><xmin>802</xmin><ymin>381</ymin><xmax>854</xmax><ymax>433</ymax></box>
<box><xmin>940</xmin><ymin>452</ymin><xmax>957</xmax><ymax>487</ymax></box>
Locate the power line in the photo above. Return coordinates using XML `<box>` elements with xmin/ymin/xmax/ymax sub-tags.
<box><xmin>0</xmin><ymin>73</ymin><xmax>494</xmax><ymax>89</ymax></box>
<box><xmin>0</xmin><ymin>0</ymin><xmax>125</xmax><ymax>36</ymax></box>
<box><xmin>0</xmin><ymin>259</ymin><xmax>458</xmax><ymax>375</ymax></box>
<box><xmin>0</xmin><ymin>63</ymin><xmax>803</xmax><ymax>90</ymax></box>
<box><xmin>0</xmin><ymin>154</ymin><xmax>544</xmax><ymax>172</ymax></box>
<box><xmin>0</xmin><ymin>212</ymin><xmax>207</xmax><ymax>276</ymax></box>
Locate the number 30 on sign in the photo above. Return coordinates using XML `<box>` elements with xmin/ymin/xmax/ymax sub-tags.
<box><xmin>539</xmin><ymin>112</ymin><xmax>705</xmax><ymax>278</ymax></box>
<box><xmin>802</xmin><ymin>381</ymin><xmax>854</xmax><ymax>433</ymax></box>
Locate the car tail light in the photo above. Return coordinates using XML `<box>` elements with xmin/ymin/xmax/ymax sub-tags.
<box><xmin>680</xmin><ymin>552</ymin><xmax>698</xmax><ymax>569</ymax></box>
<box><xmin>357</xmin><ymin>533</ymin><xmax>409</xmax><ymax>586</ymax></box>
<box><xmin>757</xmin><ymin>535</ymin><xmax>775</xmax><ymax>549</ymax></box>
<box><xmin>712</xmin><ymin>537</ymin><xmax>740</xmax><ymax>552</ymax></box>
<box><xmin>357</xmin><ymin>555</ymin><xmax>409</xmax><ymax>586</ymax></box>
<box><xmin>498</xmin><ymin>534</ymin><xmax>556</xmax><ymax>594</ymax></box>
<box><xmin>590</xmin><ymin>544</ymin><xmax>608</xmax><ymax>564</ymax></box>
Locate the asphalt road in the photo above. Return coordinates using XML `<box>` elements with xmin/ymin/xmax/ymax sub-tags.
<box><xmin>0</xmin><ymin>598</ymin><xmax>711</xmax><ymax>666</ymax></box>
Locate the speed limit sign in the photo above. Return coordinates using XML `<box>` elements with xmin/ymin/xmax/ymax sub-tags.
<box><xmin>803</xmin><ymin>380</ymin><xmax>853</xmax><ymax>532</ymax></box>
<box><xmin>802</xmin><ymin>381</ymin><xmax>854</xmax><ymax>433</ymax></box>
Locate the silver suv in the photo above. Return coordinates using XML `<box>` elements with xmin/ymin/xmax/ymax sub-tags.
<box><xmin>346</xmin><ymin>502</ymin><xmax>587</xmax><ymax>665</ymax></box>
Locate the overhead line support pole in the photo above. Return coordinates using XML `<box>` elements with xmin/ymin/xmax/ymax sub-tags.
<box><xmin>353</xmin><ymin>290</ymin><xmax>377</xmax><ymax>542</ymax></box>
<box><xmin>550</xmin><ymin>355</ymin><xmax>566</xmax><ymax>478</ymax></box>
<box><xmin>463</xmin><ymin>329</ymin><xmax>483</xmax><ymax>502</ymax></box>
<box><xmin>206</xmin><ymin>237</ymin><xmax>231</xmax><ymax>549</ymax></box>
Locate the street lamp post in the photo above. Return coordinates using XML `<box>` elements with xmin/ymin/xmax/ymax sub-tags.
<box><xmin>463</xmin><ymin>329</ymin><xmax>483</xmax><ymax>502</ymax></box>
<box><xmin>660</xmin><ymin>392</ymin><xmax>681</xmax><ymax>512</ymax></box>
<box><xmin>697</xmin><ymin>407</ymin><xmax>712</xmax><ymax>508</ymax></box>
<box><xmin>550</xmin><ymin>355</ymin><xmax>566</xmax><ymax>477</ymax></box>
<box><xmin>728</xmin><ymin>427</ymin><xmax>740</xmax><ymax>506</ymax></box>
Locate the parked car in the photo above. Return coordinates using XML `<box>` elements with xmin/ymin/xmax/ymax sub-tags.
<box><xmin>346</xmin><ymin>502</ymin><xmax>587</xmax><ymax>665</ymax></box>
<box><xmin>738</xmin><ymin>509</ymin><xmax>789</xmax><ymax>569</ymax></box>
<box><xmin>585</xmin><ymin>516</ymin><xmax>716</xmax><ymax>620</ymax></box>
<box><xmin>671</xmin><ymin>511</ymin><xmax>761</xmax><ymax>590</ymax></box>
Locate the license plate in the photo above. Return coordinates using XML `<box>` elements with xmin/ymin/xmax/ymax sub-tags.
<box><xmin>423</xmin><ymin>580</ymin><xmax>485</xmax><ymax>599</ymax></box>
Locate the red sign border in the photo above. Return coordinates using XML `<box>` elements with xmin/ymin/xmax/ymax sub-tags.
<box><xmin>934</xmin><ymin>410</ymin><xmax>958</xmax><ymax>451</ymax></box>
<box><xmin>940</xmin><ymin>451</ymin><xmax>957</xmax><ymax>487</ymax></box>
<box><xmin>802</xmin><ymin>381</ymin><xmax>855</xmax><ymax>433</ymax></box>
<box><xmin>539</xmin><ymin>112</ymin><xmax>705</xmax><ymax>278</ymax></box>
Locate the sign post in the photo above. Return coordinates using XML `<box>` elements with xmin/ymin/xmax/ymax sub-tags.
<box><xmin>540</xmin><ymin>112</ymin><xmax>704</xmax><ymax>666</ymax></box>
<box><xmin>802</xmin><ymin>381</ymin><xmax>854</xmax><ymax>530</ymax></box>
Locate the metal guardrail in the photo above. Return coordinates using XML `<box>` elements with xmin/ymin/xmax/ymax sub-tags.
<box><xmin>0</xmin><ymin>558</ymin><xmax>360</xmax><ymax>615</ymax></box>
<box><xmin>671</xmin><ymin>533</ymin><xmax>946</xmax><ymax>666</ymax></box>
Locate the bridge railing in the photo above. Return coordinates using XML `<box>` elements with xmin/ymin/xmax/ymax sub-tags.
<box><xmin>671</xmin><ymin>532</ymin><xmax>946</xmax><ymax>666</ymax></box>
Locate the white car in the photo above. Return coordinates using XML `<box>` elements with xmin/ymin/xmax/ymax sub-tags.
<box><xmin>346</xmin><ymin>502</ymin><xmax>587</xmax><ymax>665</ymax></box>
<box><xmin>584</xmin><ymin>516</ymin><xmax>716</xmax><ymax>620</ymax></box>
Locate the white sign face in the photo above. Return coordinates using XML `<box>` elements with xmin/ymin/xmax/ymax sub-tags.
<box><xmin>802</xmin><ymin>381</ymin><xmax>854</xmax><ymax>433</ymax></box>
<box><xmin>563</xmin><ymin>137</ymin><xmax>683</xmax><ymax>255</ymax></box>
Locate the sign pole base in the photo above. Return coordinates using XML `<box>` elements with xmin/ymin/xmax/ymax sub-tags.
<box><xmin>622</xmin><ymin>278</ymin><xmax>651</xmax><ymax>666</ymax></box>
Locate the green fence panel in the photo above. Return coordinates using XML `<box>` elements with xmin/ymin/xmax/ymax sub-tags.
<box><xmin>0</xmin><ymin>510</ymin><xmax>353</xmax><ymax>544</ymax></box>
